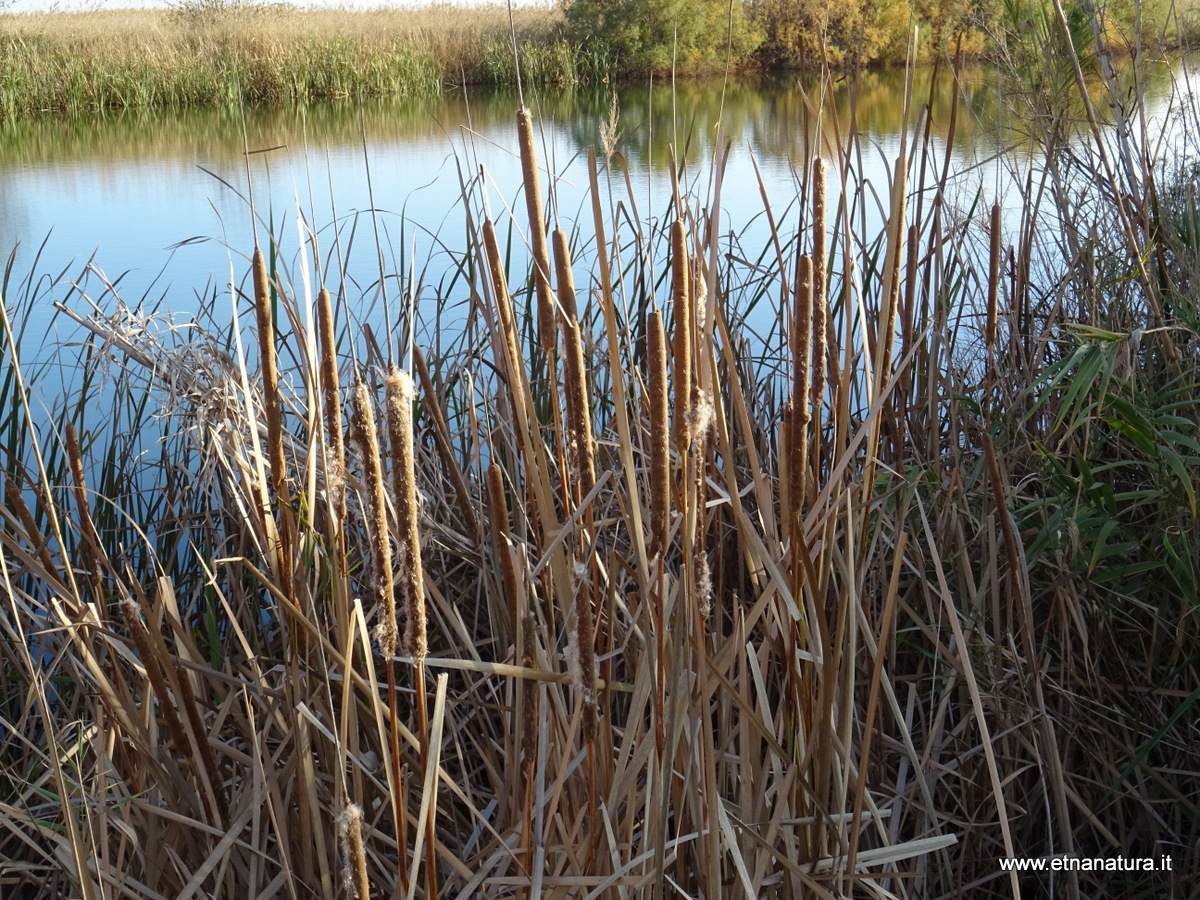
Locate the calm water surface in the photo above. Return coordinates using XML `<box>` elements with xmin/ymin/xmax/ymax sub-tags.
<box><xmin>0</xmin><ymin>67</ymin><xmax>1190</xmax><ymax>350</ymax></box>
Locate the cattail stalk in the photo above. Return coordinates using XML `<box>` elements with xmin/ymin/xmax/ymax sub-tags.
<box><xmin>385</xmin><ymin>367</ymin><xmax>426</xmax><ymax>663</ymax></box>
<box><xmin>5</xmin><ymin>479</ymin><xmax>58</xmax><ymax>579</ymax></box>
<box><xmin>349</xmin><ymin>378</ymin><xmax>396</xmax><ymax>657</ymax></box>
<box><xmin>383</xmin><ymin>365</ymin><xmax>437</xmax><ymax>897</ymax></box>
<box><xmin>316</xmin><ymin>286</ymin><xmax>346</xmax><ymax>522</ymax></box>
<box><xmin>647</xmin><ymin>310</ymin><xmax>670</xmax><ymax>557</ymax></box>
<box><xmin>121</xmin><ymin>600</ymin><xmax>192</xmax><ymax>790</ymax></box>
<box><xmin>570</xmin><ymin>561</ymin><xmax>598</xmax><ymax>743</ymax></box>
<box><xmin>122</xmin><ymin>598</ymin><xmax>227</xmax><ymax>826</ymax></box>
<box><xmin>414</xmin><ymin>346</ymin><xmax>480</xmax><ymax>545</ymax></box>
<box><xmin>810</xmin><ymin>162</ymin><xmax>828</xmax><ymax>490</ymax></box>
<box><xmin>253</xmin><ymin>246</ymin><xmax>288</xmax><ymax>522</ymax></box>
<box><xmin>517</xmin><ymin>108</ymin><xmax>556</xmax><ymax>355</ymax></box>
<box><xmin>518</xmin><ymin>614</ymin><xmax>539</xmax><ymax>899</ymax></box>
<box><xmin>252</xmin><ymin>245</ymin><xmax>299</xmax><ymax>656</ymax></box>
<box><xmin>64</xmin><ymin>423</ymin><xmax>104</xmax><ymax>610</ymax></box>
<box><xmin>670</xmin><ymin>219</ymin><xmax>692</xmax><ymax>452</ymax></box>
<box><xmin>554</xmin><ymin>230</ymin><xmax>596</xmax><ymax>505</ymax></box>
<box><xmin>486</xmin><ymin>463</ymin><xmax>520</xmax><ymax>658</ymax></box>
<box><xmin>876</xmin><ymin>154</ymin><xmax>908</xmax><ymax>401</ymax></box>
<box><xmin>986</xmin><ymin>201</ymin><xmax>1002</xmax><ymax>395</ymax></box>
<box><xmin>482</xmin><ymin>218</ymin><xmax>524</xmax><ymax>392</ymax></box>
<box><xmin>791</xmin><ymin>255</ymin><xmax>813</xmax><ymax>516</ymax></box>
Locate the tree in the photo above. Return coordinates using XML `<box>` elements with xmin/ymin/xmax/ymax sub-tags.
<box><xmin>566</xmin><ymin>0</ymin><xmax>759</xmax><ymax>74</ymax></box>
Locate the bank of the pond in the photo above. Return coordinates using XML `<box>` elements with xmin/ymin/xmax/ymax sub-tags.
<box><xmin>1</xmin><ymin>0</ymin><xmax>1191</xmax><ymax>115</ymax></box>
<box><xmin>0</xmin><ymin>5</ymin><xmax>613</xmax><ymax>115</ymax></box>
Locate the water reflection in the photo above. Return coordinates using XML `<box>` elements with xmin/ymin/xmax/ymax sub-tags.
<box><xmin>0</xmin><ymin>63</ymin><xmax>1187</xmax><ymax>345</ymax></box>
<box><xmin>0</xmin><ymin>69</ymin><xmax>1020</xmax><ymax>172</ymax></box>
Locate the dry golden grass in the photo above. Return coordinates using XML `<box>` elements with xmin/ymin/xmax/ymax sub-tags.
<box><xmin>0</xmin><ymin>4</ymin><xmax>569</xmax><ymax>112</ymax></box>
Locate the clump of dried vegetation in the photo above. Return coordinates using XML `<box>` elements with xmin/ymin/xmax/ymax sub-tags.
<box><xmin>1</xmin><ymin>12</ymin><xmax>1199</xmax><ymax>900</ymax></box>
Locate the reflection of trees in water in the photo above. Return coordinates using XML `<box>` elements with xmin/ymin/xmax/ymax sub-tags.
<box><xmin>552</xmin><ymin>69</ymin><xmax>1014</xmax><ymax>176</ymax></box>
<box><xmin>0</xmin><ymin>62</ymin><xmax>1181</xmax><ymax>178</ymax></box>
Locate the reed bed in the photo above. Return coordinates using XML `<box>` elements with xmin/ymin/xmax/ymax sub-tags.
<box><xmin>0</xmin><ymin>4</ymin><xmax>597</xmax><ymax>115</ymax></box>
<box><xmin>2</xmin><ymin>29</ymin><xmax>1200</xmax><ymax>900</ymax></box>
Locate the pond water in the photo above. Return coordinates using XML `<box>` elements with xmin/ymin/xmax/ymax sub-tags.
<box><xmin>0</xmin><ymin>64</ymin><xmax>1191</xmax><ymax>355</ymax></box>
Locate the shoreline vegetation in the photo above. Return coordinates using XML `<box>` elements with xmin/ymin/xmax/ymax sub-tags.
<box><xmin>0</xmin><ymin>0</ymin><xmax>1193</xmax><ymax>115</ymax></box>
<box><xmin>3</xmin><ymin>2</ymin><xmax>1200</xmax><ymax>899</ymax></box>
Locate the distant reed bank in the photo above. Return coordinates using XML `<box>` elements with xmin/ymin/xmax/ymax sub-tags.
<box><xmin>0</xmin><ymin>0</ymin><xmax>1187</xmax><ymax>115</ymax></box>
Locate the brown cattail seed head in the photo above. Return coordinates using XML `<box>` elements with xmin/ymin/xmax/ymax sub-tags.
<box><xmin>517</xmin><ymin>108</ymin><xmax>556</xmax><ymax>354</ymax></box>
<box><xmin>554</xmin><ymin>231</ymin><xmax>595</xmax><ymax>502</ymax></box>
<box><xmin>337</xmin><ymin>802</ymin><xmax>371</xmax><ymax>900</ymax></box>
<box><xmin>385</xmin><ymin>367</ymin><xmax>426</xmax><ymax>662</ymax></box>
<box><xmin>350</xmin><ymin>377</ymin><xmax>396</xmax><ymax>658</ymax></box>
<box><xmin>316</xmin><ymin>286</ymin><xmax>345</xmax><ymax>508</ymax></box>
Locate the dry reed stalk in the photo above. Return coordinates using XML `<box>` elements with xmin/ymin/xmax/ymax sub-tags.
<box><xmin>791</xmin><ymin>254</ymin><xmax>813</xmax><ymax>516</ymax></box>
<box><xmin>877</xmin><ymin>154</ymin><xmax>907</xmax><ymax>393</ymax></box>
<box><xmin>119</xmin><ymin>599</ymin><xmax>192</xmax><ymax>783</ymax></box>
<box><xmin>518</xmin><ymin>614</ymin><xmax>540</xmax><ymax>897</ymax></box>
<box><xmin>517</xmin><ymin>108</ymin><xmax>556</xmax><ymax>355</ymax></box>
<box><xmin>647</xmin><ymin>309</ymin><xmax>670</xmax><ymax>557</ymax></box>
<box><xmin>486</xmin><ymin>462</ymin><xmax>520</xmax><ymax>646</ymax></box>
<box><xmin>553</xmin><ymin>229</ymin><xmax>595</xmax><ymax>504</ymax></box>
<box><xmin>64</xmin><ymin>423</ymin><xmax>104</xmax><ymax>610</ymax></box>
<box><xmin>337</xmin><ymin>803</ymin><xmax>371</xmax><ymax>900</ymax></box>
<box><xmin>349</xmin><ymin>378</ymin><xmax>396</xmax><ymax>657</ymax></box>
<box><xmin>413</xmin><ymin>345</ymin><xmax>480</xmax><ymax>545</ymax></box>
<box><xmin>670</xmin><ymin>219</ymin><xmax>693</xmax><ymax>452</ymax></box>
<box><xmin>316</xmin><ymin>285</ymin><xmax>346</xmax><ymax>521</ymax></box>
<box><xmin>780</xmin><ymin>399</ymin><xmax>794</xmax><ymax>529</ymax></box>
<box><xmin>4</xmin><ymin>478</ymin><xmax>58</xmax><ymax>579</ymax></box>
<box><xmin>482</xmin><ymin>217</ymin><xmax>524</xmax><ymax>393</ymax></box>
<box><xmin>899</xmin><ymin>223</ymin><xmax>919</xmax><ymax>449</ymax></box>
<box><xmin>120</xmin><ymin>597</ymin><xmax>228</xmax><ymax>826</ymax></box>
<box><xmin>569</xmin><ymin>561</ymin><xmax>598</xmax><ymax>742</ymax></box>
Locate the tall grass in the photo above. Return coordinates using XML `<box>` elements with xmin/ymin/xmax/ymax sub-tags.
<box><xmin>2</xmin><ymin>12</ymin><xmax>1200</xmax><ymax>899</ymax></box>
<box><xmin>0</xmin><ymin>5</ymin><xmax>600</xmax><ymax>115</ymax></box>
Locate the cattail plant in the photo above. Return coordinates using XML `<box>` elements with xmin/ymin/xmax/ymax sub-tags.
<box><xmin>810</xmin><ymin>160</ymin><xmax>828</xmax><ymax>488</ymax></box>
<box><xmin>316</xmin><ymin>286</ymin><xmax>346</xmax><ymax>522</ymax></box>
<box><xmin>349</xmin><ymin>377</ymin><xmax>396</xmax><ymax>655</ymax></box>
<box><xmin>349</xmin><ymin>375</ymin><xmax>407</xmax><ymax>893</ymax></box>
<box><xmin>482</xmin><ymin>218</ymin><xmax>524</xmax><ymax>395</ymax></box>
<box><xmin>383</xmin><ymin>364</ymin><xmax>438</xmax><ymax>898</ymax></box>
<box><xmin>669</xmin><ymin>219</ymin><xmax>692</xmax><ymax>453</ymax></box>
<box><xmin>64</xmin><ymin>422</ymin><xmax>104</xmax><ymax>609</ymax></box>
<box><xmin>647</xmin><ymin>309</ymin><xmax>670</xmax><ymax>557</ymax></box>
<box><xmin>517</xmin><ymin>108</ymin><xmax>556</xmax><ymax>356</ymax></box>
<box><xmin>553</xmin><ymin>229</ymin><xmax>595</xmax><ymax>505</ymax></box>
<box><xmin>790</xmin><ymin>255</ymin><xmax>813</xmax><ymax>522</ymax></box>
<box><xmin>251</xmin><ymin>244</ymin><xmax>300</xmax><ymax>661</ymax></box>
<box><xmin>486</xmin><ymin>462</ymin><xmax>520</xmax><ymax>657</ymax></box>
<box><xmin>252</xmin><ymin>247</ymin><xmax>289</xmax><ymax>525</ymax></box>
<box><xmin>385</xmin><ymin>366</ymin><xmax>426</xmax><ymax>663</ymax></box>
<box><xmin>986</xmin><ymin>201</ymin><xmax>1002</xmax><ymax>395</ymax></box>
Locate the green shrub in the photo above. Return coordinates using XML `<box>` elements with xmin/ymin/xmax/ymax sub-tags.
<box><xmin>565</xmin><ymin>0</ymin><xmax>759</xmax><ymax>74</ymax></box>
